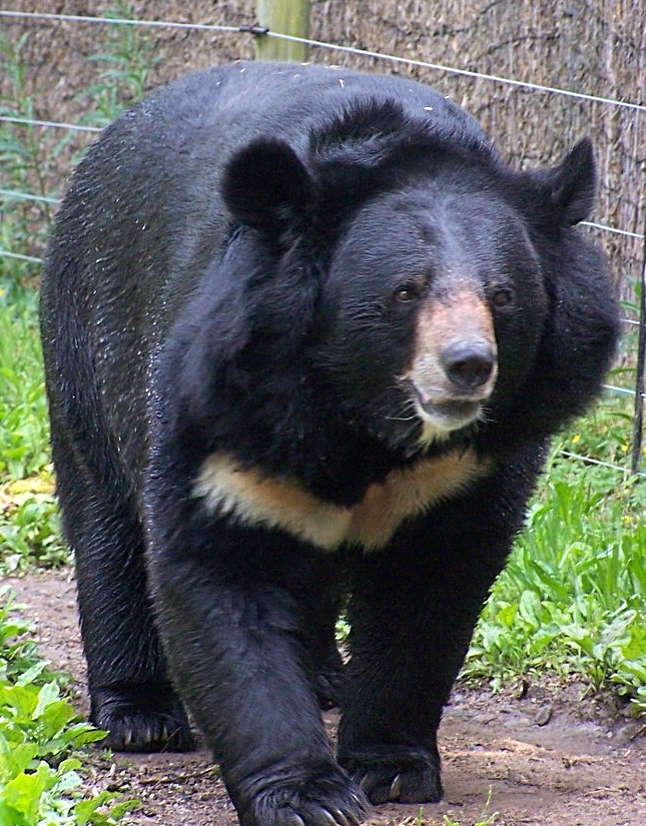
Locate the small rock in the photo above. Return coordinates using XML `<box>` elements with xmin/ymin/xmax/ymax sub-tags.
<box><xmin>534</xmin><ymin>703</ymin><xmax>553</xmax><ymax>726</ymax></box>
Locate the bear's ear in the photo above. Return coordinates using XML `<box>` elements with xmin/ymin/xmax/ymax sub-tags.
<box><xmin>221</xmin><ymin>138</ymin><xmax>316</xmax><ymax>241</ymax></box>
<box><xmin>547</xmin><ymin>137</ymin><xmax>597</xmax><ymax>226</ymax></box>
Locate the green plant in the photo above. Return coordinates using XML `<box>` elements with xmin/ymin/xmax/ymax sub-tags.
<box><xmin>1</xmin><ymin>493</ymin><xmax>68</xmax><ymax>572</ymax></box>
<box><xmin>76</xmin><ymin>2</ymin><xmax>159</xmax><ymax>129</ymax></box>
<box><xmin>465</xmin><ymin>416</ymin><xmax>646</xmax><ymax>715</ymax></box>
<box><xmin>442</xmin><ymin>787</ymin><xmax>498</xmax><ymax>825</ymax></box>
<box><xmin>0</xmin><ymin>587</ymin><xmax>139</xmax><ymax>825</ymax></box>
<box><xmin>442</xmin><ymin>810</ymin><xmax>498</xmax><ymax>826</ymax></box>
<box><xmin>0</xmin><ymin>31</ymin><xmax>54</xmax><ymax>216</ymax></box>
<box><xmin>1</xmin><ymin>2</ymin><xmax>157</xmax><ymax>298</ymax></box>
<box><xmin>0</xmin><ymin>9</ymin><xmax>163</xmax><ymax>821</ymax></box>
<box><xmin>0</xmin><ymin>302</ymin><xmax>49</xmax><ymax>481</ymax></box>
<box><xmin>0</xmin><ymin>30</ymin><xmax>57</xmax><ymax>294</ymax></box>
<box><xmin>0</xmin><ymin>587</ymin><xmax>48</xmax><ymax>685</ymax></box>
<box><xmin>0</xmin><ymin>298</ymin><xmax>67</xmax><ymax>572</ymax></box>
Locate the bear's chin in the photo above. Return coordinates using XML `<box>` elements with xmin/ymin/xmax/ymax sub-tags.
<box><xmin>415</xmin><ymin>399</ymin><xmax>484</xmax><ymax>447</ymax></box>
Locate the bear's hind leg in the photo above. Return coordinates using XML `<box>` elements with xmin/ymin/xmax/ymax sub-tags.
<box><xmin>305</xmin><ymin>570</ymin><xmax>346</xmax><ymax>710</ymax></box>
<box><xmin>51</xmin><ymin>424</ymin><xmax>193</xmax><ymax>752</ymax></box>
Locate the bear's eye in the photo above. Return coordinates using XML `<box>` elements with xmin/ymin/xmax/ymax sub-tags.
<box><xmin>393</xmin><ymin>284</ymin><xmax>419</xmax><ymax>303</ymax></box>
<box><xmin>491</xmin><ymin>287</ymin><xmax>514</xmax><ymax>309</ymax></box>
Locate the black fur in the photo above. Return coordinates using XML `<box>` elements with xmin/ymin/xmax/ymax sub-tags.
<box><xmin>40</xmin><ymin>62</ymin><xmax>620</xmax><ymax>826</ymax></box>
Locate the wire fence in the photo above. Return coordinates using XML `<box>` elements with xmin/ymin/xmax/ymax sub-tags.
<box><xmin>1</xmin><ymin>6</ymin><xmax>645</xmax><ymax>475</ymax></box>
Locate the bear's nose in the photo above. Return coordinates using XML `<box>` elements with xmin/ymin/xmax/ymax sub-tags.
<box><xmin>441</xmin><ymin>340</ymin><xmax>496</xmax><ymax>392</ymax></box>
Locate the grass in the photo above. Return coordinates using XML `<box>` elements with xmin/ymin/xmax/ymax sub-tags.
<box><xmin>0</xmin><ymin>298</ymin><xmax>68</xmax><ymax>573</ymax></box>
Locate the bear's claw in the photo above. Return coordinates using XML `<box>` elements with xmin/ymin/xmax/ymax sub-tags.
<box><xmin>342</xmin><ymin>745</ymin><xmax>442</xmax><ymax>805</ymax></box>
<box><xmin>237</xmin><ymin>764</ymin><xmax>368</xmax><ymax>826</ymax></box>
<box><xmin>91</xmin><ymin>684</ymin><xmax>194</xmax><ymax>752</ymax></box>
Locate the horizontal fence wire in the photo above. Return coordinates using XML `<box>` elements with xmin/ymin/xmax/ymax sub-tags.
<box><xmin>0</xmin><ymin>250</ymin><xmax>43</xmax><ymax>263</ymax></box>
<box><xmin>584</xmin><ymin>222</ymin><xmax>644</xmax><ymax>241</ymax></box>
<box><xmin>0</xmin><ymin>143</ymin><xmax>641</xmax><ymax>243</ymax></box>
<box><xmin>0</xmin><ymin>114</ymin><xmax>102</xmax><ymax>133</ymax></box>
<box><xmin>1</xmin><ymin>9</ymin><xmax>646</xmax><ymax>113</ymax></box>
<box><xmin>0</xmin><ymin>188</ymin><xmax>59</xmax><ymax>204</ymax></box>
<box><xmin>2</xmin><ymin>187</ymin><xmax>643</xmax><ymax>336</ymax></box>
<box><xmin>0</xmin><ymin>182</ymin><xmax>642</xmax><ymax>238</ymax></box>
<box><xmin>1</xmin><ymin>7</ymin><xmax>645</xmax><ymax>474</ymax></box>
<box><xmin>0</xmin><ymin>9</ymin><xmax>242</xmax><ymax>34</ymax></box>
<box><xmin>604</xmin><ymin>385</ymin><xmax>637</xmax><ymax>397</ymax></box>
<box><xmin>558</xmin><ymin>451</ymin><xmax>636</xmax><ymax>475</ymax></box>
<box><xmin>263</xmin><ymin>32</ymin><xmax>646</xmax><ymax>113</ymax></box>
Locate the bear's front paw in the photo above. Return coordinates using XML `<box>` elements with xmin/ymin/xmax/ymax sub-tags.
<box><xmin>91</xmin><ymin>683</ymin><xmax>194</xmax><ymax>752</ymax></box>
<box><xmin>234</xmin><ymin>762</ymin><xmax>369</xmax><ymax>826</ymax></box>
<box><xmin>339</xmin><ymin>745</ymin><xmax>442</xmax><ymax>805</ymax></box>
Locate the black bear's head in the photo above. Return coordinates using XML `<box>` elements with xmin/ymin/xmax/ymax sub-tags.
<box><xmin>310</xmin><ymin>170</ymin><xmax>549</xmax><ymax>453</ymax></box>
<box><xmin>218</xmin><ymin>119</ymin><xmax>614</xmax><ymax>461</ymax></box>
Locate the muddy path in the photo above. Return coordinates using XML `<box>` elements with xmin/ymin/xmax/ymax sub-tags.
<box><xmin>7</xmin><ymin>570</ymin><xmax>646</xmax><ymax>826</ymax></box>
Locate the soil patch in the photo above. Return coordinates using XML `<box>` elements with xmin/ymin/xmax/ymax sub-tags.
<box><xmin>7</xmin><ymin>570</ymin><xmax>646</xmax><ymax>826</ymax></box>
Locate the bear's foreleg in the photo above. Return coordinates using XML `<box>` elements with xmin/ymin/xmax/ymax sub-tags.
<box><xmin>339</xmin><ymin>454</ymin><xmax>542</xmax><ymax>804</ymax></box>
<box><xmin>147</xmin><ymin>523</ymin><xmax>368</xmax><ymax>826</ymax></box>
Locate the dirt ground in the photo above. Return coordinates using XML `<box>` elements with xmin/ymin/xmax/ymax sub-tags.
<box><xmin>6</xmin><ymin>570</ymin><xmax>646</xmax><ymax>826</ymax></box>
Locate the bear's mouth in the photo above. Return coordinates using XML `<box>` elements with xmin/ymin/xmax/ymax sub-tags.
<box><xmin>418</xmin><ymin>397</ymin><xmax>483</xmax><ymax>428</ymax></box>
<box><xmin>423</xmin><ymin>398</ymin><xmax>482</xmax><ymax>422</ymax></box>
<box><xmin>409</xmin><ymin>381</ymin><xmax>485</xmax><ymax>433</ymax></box>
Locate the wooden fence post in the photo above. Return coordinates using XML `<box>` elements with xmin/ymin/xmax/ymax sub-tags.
<box><xmin>255</xmin><ymin>0</ymin><xmax>310</xmax><ymax>62</ymax></box>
